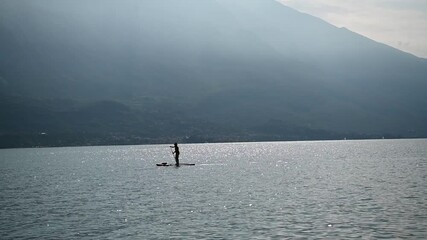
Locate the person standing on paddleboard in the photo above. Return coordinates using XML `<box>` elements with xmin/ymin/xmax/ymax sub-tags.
<box><xmin>170</xmin><ymin>143</ymin><xmax>180</xmax><ymax>166</ymax></box>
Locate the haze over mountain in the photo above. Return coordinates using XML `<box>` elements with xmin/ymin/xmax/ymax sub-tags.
<box><xmin>1</xmin><ymin>0</ymin><xmax>426</xmax><ymax>148</ymax></box>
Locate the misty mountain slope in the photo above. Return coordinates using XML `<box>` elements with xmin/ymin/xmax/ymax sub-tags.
<box><xmin>0</xmin><ymin>0</ymin><xmax>426</xmax><ymax>147</ymax></box>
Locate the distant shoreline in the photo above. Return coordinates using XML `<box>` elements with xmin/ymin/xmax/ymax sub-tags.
<box><xmin>2</xmin><ymin>136</ymin><xmax>425</xmax><ymax>150</ymax></box>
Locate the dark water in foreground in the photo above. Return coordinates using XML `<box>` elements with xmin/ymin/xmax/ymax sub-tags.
<box><xmin>1</xmin><ymin>139</ymin><xmax>426</xmax><ymax>239</ymax></box>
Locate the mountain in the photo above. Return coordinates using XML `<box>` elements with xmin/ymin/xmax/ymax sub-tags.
<box><xmin>1</xmin><ymin>0</ymin><xmax>426</xmax><ymax>148</ymax></box>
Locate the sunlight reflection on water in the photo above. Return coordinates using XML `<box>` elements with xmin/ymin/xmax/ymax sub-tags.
<box><xmin>0</xmin><ymin>139</ymin><xmax>426</xmax><ymax>239</ymax></box>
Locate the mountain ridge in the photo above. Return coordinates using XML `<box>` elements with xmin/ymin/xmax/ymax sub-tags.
<box><xmin>0</xmin><ymin>0</ymin><xmax>426</xmax><ymax>148</ymax></box>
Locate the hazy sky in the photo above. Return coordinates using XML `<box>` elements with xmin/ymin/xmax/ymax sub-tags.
<box><xmin>279</xmin><ymin>0</ymin><xmax>427</xmax><ymax>58</ymax></box>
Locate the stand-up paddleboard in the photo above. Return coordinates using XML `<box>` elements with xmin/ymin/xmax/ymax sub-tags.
<box><xmin>156</xmin><ymin>162</ymin><xmax>195</xmax><ymax>167</ymax></box>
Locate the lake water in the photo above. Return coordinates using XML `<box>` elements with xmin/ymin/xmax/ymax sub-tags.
<box><xmin>0</xmin><ymin>139</ymin><xmax>426</xmax><ymax>239</ymax></box>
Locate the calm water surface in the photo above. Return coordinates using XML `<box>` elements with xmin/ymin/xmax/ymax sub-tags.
<box><xmin>0</xmin><ymin>139</ymin><xmax>426</xmax><ymax>239</ymax></box>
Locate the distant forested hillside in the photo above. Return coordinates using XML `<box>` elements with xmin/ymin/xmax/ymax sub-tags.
<box><xmin>1</xmin><ymin>0</ymin><xmax>426</xmax><ymax>148</ymax></box>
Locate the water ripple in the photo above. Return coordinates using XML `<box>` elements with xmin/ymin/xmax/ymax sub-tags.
<box><xmin>0</xmin><ymin>139</ymin><xmax>426</xmax><ymax>239</ymax></box>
